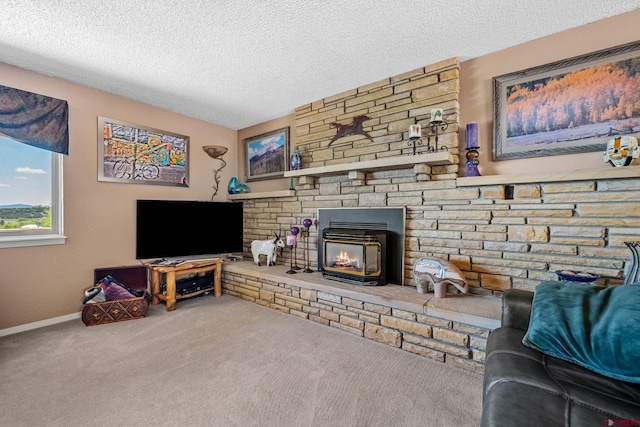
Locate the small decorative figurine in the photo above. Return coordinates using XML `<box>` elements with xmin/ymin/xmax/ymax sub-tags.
<box><xmin>412</xmin><ymin>257</ymin><xmax>468</xmax><ymax>298</ymax></box>
<box><xmin>291</xmin><ymin>146</ymin><xmax>302</xmax><ymax>170</ymax></box>
<box><xmin>604</xmin><ymin>136</ymin><xmax>639</xmax><ymax>167</ymax></box>
<box><xmin>250</xmin><ymin>233</ymin><xmax>285</xmax><ymax>266</ymax></box>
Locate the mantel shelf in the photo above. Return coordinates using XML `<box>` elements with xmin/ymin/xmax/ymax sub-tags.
<box><xmin>284</xmin><ymin>151</ymin><xmax>454</xmax><ymax>179</ymax></box>
<box><xmin>227</xmin><ymin>190</ymin><xmax>295</xmax><ymax>200</ymax></box>
<box><xmin>456</xmin><ymin>165</ymin><xmax>640</xmax><ymax>187</ymax></box>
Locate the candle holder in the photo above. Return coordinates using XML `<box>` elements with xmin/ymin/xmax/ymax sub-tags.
<box><xmin>302</xmin><ymin>218</ymin><xmax>314</xmax><ymax>273</ymax></box>
<box><xmin>407</xmin><ymin>124</ymin><xmax>423</xmax><ymax>155</ymax></box>
<box><xmin>465</xmin><ymin>146</ymin><xmax>482</xmax><ymax>177</ymax></box>
<box><xmin>464</xmin><ymin>122</ymin><xmax>481</xmax><ymax>177</ymax></box>
<box><xmin>290</xmin><ymin>226</ymin><xmax>301</xmax><ymax>270</ymax></box>
<box><xmin>426</xmin><ymin>109</ymin><xmax>449</xmax><ymax>152</ymax></box>
<box><xmin>286</xmin><ymin>234</ymin><xmax>297</xmax><ymax>274</ymax></box>
<box><xmin>286</xmin><ymin>243</ymin><xmax>297</xmax><ymax>274</ymax></box>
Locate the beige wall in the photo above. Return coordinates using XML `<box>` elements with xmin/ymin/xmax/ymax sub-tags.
<box><xmin>0</xmin><ymin>62</ymin><xmax>237</xmax><ymax>329</ymax></box>
<box><xmin>459</xmin><ymin>8</ymin><xmax>640</xmax><ymax>176</ymax></box>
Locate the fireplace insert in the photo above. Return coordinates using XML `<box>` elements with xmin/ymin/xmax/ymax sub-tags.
<box><xmin>322</xmin><ymin>228</ymin><xmax>387</xmax><ymax>285</ymax></box>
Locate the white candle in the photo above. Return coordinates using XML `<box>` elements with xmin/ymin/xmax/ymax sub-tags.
<box><xmin>430</xmin><ymin>108</ymin><xmax>443</xmax><ymax>123</ymax></box>
<box><xmin>409</xmin><ymin>124</ymin><xmax>421</xmax><ymax>138</ymax></box>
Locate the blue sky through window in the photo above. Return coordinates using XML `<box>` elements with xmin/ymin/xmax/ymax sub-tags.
<box><xmin>0</xmin><ymin>136</ymin><xmax>51</xmax><ymax>207</ymax></box>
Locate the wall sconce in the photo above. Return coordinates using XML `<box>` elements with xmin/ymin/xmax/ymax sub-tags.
<box><xmin>202</xmin><ymin>145</ymin><xmax>228</xmax><ymax>199</ymax></box>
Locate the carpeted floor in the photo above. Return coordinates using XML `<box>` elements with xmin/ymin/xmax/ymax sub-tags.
<box><xmin>0</xmin><ymin>295</ymin><xmax>483</xmax><ymax>426</ymax></box>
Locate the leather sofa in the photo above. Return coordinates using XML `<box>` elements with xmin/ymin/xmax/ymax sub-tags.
<box><xmin>481</xmin><ymin>289</ymin><xmax>640</xmax><ymax>426</ymax></box>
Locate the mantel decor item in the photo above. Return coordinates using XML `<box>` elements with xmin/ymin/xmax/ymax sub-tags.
<box><xmin>244</xmin><ymin>127</ymin><xmax>290</xmax><ymax>181</ymax></box>
<box><xmin>328</xmin><ymin>115</ymin><xmax>374</xmax><ymax>146</ymax></box>
<box><xmin>286</xmin><ymin>234</ymin><xmax>297</xmax><ymax>274</ymax></box>
<box><xmin>290</xmin><ymin>226</ymin><xmax>300</xmax><ymax>270</ymax></box>
<box><xmin>202</xmin><ymin>145</ymin><xmax>228</xmax><ymax>199</ymax></box>
<box><xmin>407</xmin><ymin>124</ymin><xmax>423</xmax><ymax>155</ymax></box>
<box><xmin>493</xmin><ymin>41</ymin><xmax>640</xmax><ymax>161</ymax></box>
<box><xmin>98</xmin><ymin>116</ymin><xmax>189</xmax><ymax>186</ymax></box>
<box><xmin>227</xmin><ymin>177</ymin><xmax>249</xmax><ymax>194</ymax></box>
<box><xmin>412</xmin><ymin>257</ymin><xmax>468</xmax><ymax>298</ymax></box>
<box><xmin>465</xmin><ymin>122</ymin><xmax>481</xmax><ymax>177</ymax></box>
<box><xmin>302</xmin><ymin>218</ymin><xmax>314</xmax><ymax>273</ymax></box>
<box><xmin>425</xmin><ymin>108</ymin><xmax>450</xmax><ymax>152</ymax></box>
<box><xmin>603</xmin><ymin>136</ymin><xmax>639</xmax><ymax>167</ymax></box>
<box><xmin>290</xmin><ymin>146</ymin><xmax>302</xmax><ymax>170</ymax></box>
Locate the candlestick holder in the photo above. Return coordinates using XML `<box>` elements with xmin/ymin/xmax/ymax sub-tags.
<box><xmin>286</xmin><ymin>243</ymin><xmax>297</xmax><ymax>274</ymax></box>
<box><xmin>426</xmin><ymin>109</ymin><xmax>450</xmax><ymax>152</ymax></box>
<box><xmin>290</xmin><ymin>226</ymin><xmax>301</xmax><ymax>270</ymax></box>
<box><xmin>407</xmin><ymin>136</ymin><xmax>422</xmax><ymax>155</ymax></box>
<box><xmin>465</xmin><ymin>146</ymin><xmax>481</xmax><ymax>177</ymax></box>
<box><xmin>302</xmin><ymin>218</ymin><xmax>314</xmax><ymax>273</ymax></box>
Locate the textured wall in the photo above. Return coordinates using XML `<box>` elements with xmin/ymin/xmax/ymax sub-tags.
<box><xmin>294</xmin><ymin>58</ymin><xmax>460</xmax><ymax>169</ymax></box>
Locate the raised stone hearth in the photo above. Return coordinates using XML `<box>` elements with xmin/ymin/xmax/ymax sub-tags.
<box><xmin>222</xmin><ymin>261</ymin><xmax>500</xmax><ymax>373</ymax></box>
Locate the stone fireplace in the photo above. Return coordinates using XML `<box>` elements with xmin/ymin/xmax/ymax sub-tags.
<box><xmin>317</xmin><ymin>207</ymin><xmax>405</xmax><ymax>285</ymax></box>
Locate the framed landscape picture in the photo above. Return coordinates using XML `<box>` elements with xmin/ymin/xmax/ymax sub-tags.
<box><xmin>244</xmin><ymin>127</ymin><xmax>289</xmax><ymax>181</ymax></box>
<box><xmin>493</xmin><ymin>41</ymin><xmax>640</xmax><ymax>160</ymax></box>
<box><xmin>98</xmin><ymin>117</ymin><xmax>189</xmax><ymax>186</ymax></box>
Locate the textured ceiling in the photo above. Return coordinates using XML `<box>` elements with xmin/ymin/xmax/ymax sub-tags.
<box><xmin>1</xmin><ymin>1</ymin><xmax>639</xmax><ymax>130</ymax></box>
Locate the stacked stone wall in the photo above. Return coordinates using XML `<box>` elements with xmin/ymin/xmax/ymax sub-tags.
<box><xmin>222</xmin><ymin>270</ymin><xmax>489</xmax><ymax>374</ymax></box>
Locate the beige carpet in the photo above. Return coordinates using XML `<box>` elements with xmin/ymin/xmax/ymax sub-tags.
<box><xmin>0</xmin><ymin>295</ymin><xmax>483</xmax><ymax>426</ymax></box>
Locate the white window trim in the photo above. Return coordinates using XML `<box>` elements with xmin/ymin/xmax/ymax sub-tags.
<box><xmin>0</xmin><ymin>152</ymin><xmax>66</xmax><ymax>248</ymax></box>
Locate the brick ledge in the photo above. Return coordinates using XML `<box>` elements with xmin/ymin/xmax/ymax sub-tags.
<box><xmin>222</xmin><ymin>260</ymin><xmax>501</xmax><ymax>330</ymax></box>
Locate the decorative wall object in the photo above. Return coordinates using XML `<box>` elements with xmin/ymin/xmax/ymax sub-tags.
<box><xmin>465</xmin><ymin>122</ymin><xmax>481</xmax><ymax>177</ymax></box>
<box><xmin>98</xmin><ymin>117</ymin><xmax>189</xmax><ymax>186</ymax></box>
<box><xmin>202</xmin><ymin>145</ymin><xmax>228</xmax><ymax>198</ymax></box>
<box><xmin>328</xmin><ymin>115</ymin><xmax>373</xmax><ymax>146</ymax></box>
<box><xmin>244</xmin><ymin>127</ymin><xmax>289</xmax><ymax>181</ymax></box>
<box><xmin>603</xmin><ymin>136</ymin><xmax>639</xmax><ymax>167</ymax></box>
<box><xmin>290</xmin><ymin>146</ymin><xmax>302</xmax><ymax>170</ymax></box>
<box><xmin>227</xmin><ymin>177</ymin><xmax>249</xmax><ymax>194</ymax></box>
<box><xmin>493</xmin><ymin>41</ymin><xmax>640</xmax><ymax>160</ymax></box>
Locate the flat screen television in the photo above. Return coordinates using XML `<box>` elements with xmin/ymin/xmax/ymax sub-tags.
<box><xmin>136</xmin><ymin>199</ymin><xmax>243</xmax><ymax>260</ymax></box>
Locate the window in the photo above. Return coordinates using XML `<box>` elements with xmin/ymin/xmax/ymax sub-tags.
<box><xmin>0</xmin><ymin>136</ymin><xmax>65</xmax><ymax>248</ymax></box>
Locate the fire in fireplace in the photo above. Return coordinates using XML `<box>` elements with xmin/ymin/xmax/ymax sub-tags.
<box><xmin>322</xmin><ymin>228</ymin><xmax>387</xmax><ymax>285</ymax></box>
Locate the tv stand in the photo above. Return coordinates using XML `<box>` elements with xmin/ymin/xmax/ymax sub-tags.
<box><xmin>147</xmin><ymin>258</ymin><xmax>223</xmax><ymax>311</ymax></box>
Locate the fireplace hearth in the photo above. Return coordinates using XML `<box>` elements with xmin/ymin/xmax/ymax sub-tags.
<box><xmin>317</xmin><ymin>208</ymin><xmax>405</xmax><ymax>286</ymax></box>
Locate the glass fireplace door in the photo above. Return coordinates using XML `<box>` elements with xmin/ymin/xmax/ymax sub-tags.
<box><xmin>323</xmin><ymin>240</ymin><xmax>381</xmax><ymax>277</ymax></box>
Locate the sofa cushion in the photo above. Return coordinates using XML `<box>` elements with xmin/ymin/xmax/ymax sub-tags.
<box><xmin>522</xmin><ymin>281</ymin><xmax>640</xmax><ymax>383</ymax></box>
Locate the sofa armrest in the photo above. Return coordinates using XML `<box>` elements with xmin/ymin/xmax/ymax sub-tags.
<box><xmin>501</xmin><ymin>289</ymin><xmax>534</xmax><ymax>331</ymax></box>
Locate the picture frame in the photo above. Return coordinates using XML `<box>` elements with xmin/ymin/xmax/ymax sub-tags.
<box><xmin>98</xmin><ymin>116</ymin><xmax>189</xmax><ymax>186</ymax></box>
<box><xmin>244</xmin><ymin>127</ymin><xmax>289</xmax><ymax>181</ymax></box>
<box><xmin>493</xmin><ymin>41</ymin><xmax>640</xmax><ymax>160</ymax></box>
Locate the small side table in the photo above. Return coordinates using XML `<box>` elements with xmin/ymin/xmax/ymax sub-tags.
<box><xmin>147</xmin><ymin>259</ymin><xmax>223</xmax><ymax>311</ymax></box>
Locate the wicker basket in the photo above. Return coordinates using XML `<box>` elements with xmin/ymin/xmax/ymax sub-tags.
<box><xmin>82</xmin><ymin>291</ymin><xmax>151</xmax><ymax>326</ymax></box>
<box><xmin>83</xmin><ymin>265</ymin><xmax>151</xmax><ymax>326</ymax></box>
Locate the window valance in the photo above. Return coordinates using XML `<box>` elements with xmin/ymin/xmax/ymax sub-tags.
<box><xmin>0</xmin><ymin>85</ymin><xmax>69</xmax><ymax>155</ymax></box>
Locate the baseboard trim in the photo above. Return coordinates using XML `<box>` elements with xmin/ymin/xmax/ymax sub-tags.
<box><xmin>0</xmin><ymin>311</ymin><xmax>82</xmax><ymax>337</ymax></box>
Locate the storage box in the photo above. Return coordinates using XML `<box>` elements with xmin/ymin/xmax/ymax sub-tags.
<box><xmin>82</xmin><ymin>266</ymin><xmax>151</xmax><ymax>326</ymax></box>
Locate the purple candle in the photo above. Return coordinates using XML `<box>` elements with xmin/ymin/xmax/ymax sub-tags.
<box><xmin>466</xmin><ymin>122</ymin><xmax>479</xmax><ymax>149</ymax></box>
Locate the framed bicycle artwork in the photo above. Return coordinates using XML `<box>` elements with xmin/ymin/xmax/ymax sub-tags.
<box><xmin>97</xmin><ymin>117</ymin><xmax>189</xmax><ymax>186</ymax></box>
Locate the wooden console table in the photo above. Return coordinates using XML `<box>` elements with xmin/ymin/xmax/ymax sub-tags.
<box><xmin>147</xmin><ymin>259</ymin><xmax>223</xmax><ymax>311</ymax></box>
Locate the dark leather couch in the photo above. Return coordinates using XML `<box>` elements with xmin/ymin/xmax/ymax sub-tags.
<box><xmin>481</xmin><ymin>289</ymin><xmax>640</xmax><ymax>427</ymax></box>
